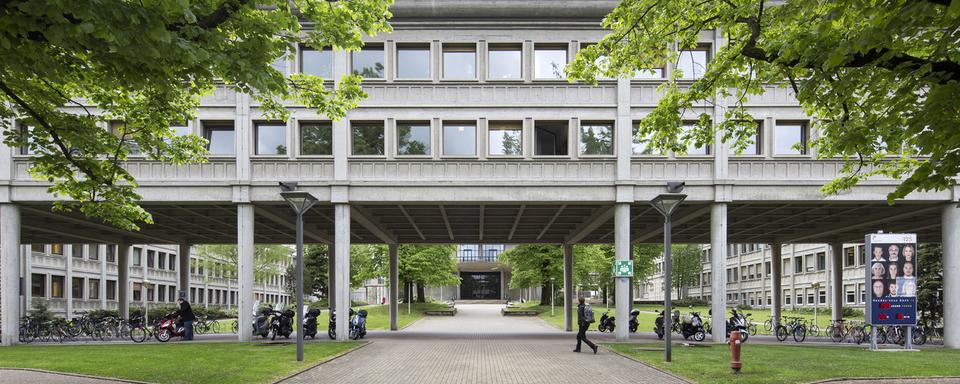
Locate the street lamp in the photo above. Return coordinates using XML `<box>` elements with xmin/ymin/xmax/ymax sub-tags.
<box><xmin>143</xmin><ymin>279</ymin><xmax>153</xmax><ymax>326</ymax></box>
<box><xmin>550</xmin><ymin>277</ymin><xmax>556</xmax><ymax>317</ymax></box>
<box><xmin>810</xmin><ymin>278</ymin><xmax>821</xmax><ymax>328</ymax></box>
<box><xmin>650</xmin><ymin>187</ymin><xmax>687</xmax><ymax>363</ymax></box>
<box><xmin>280</xmin><ymin>183</ymin><xmax>318</xmax><ymax>362</ymax></box>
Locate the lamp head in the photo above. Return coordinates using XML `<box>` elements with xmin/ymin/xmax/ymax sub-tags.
<box><xmin>666</xmin><ymin>181</ymin><xmax>685</xmax><ymax>193</ymax></box>
<box><xmin>279</xmin><ymin>181</ymin><xmax>298</xmax><ymax>192</ymax></box>
<box><xmin>280</xmin><ymin>189</ymin><xmax>318</xmax><ymax>215</ymax></box>
<box><xmin>650</xmin><ymin>193</ymin><xmax>687</xmax><ymax>218</ymax></box>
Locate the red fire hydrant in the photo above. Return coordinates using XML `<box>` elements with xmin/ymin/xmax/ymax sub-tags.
<box><xmin>728</xmin><ymin>330</ymin><xmax>743</xmax><ymax>373</ymax></box>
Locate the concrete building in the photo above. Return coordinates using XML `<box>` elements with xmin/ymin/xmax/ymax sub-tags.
<box><xmin>23</xmin><ymin>243</ymin><xmax>290</xmax><ymax>319</ymax></box>
<box><xmin>1</xmin><ymin>0</ymin><xmax>957</xmax><ymax>348</ymax></box>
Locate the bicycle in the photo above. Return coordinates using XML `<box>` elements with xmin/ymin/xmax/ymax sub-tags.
<box><xmin>775</xmin><ymin>316</ymin><xmax>807</xmax><ymax>342</ymax></box>
<box><xmin>826</xmin><ymin>319</ymin><xmax>847</xmax><ymax>343</ymax></box>
<box><xmin>763</xmin><ymin>318</ymin><xmax>774</xmax><ymax>333</ymax></box>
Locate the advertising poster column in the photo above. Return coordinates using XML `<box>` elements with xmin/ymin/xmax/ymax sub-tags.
<box><xmin>865</xmin><ymin>233</ymin><xmax>918</xmax><ymax>349</ymax></box>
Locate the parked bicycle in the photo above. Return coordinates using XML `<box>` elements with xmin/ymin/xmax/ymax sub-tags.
<box><xmin>775</xmin><ymin>316</ymin><xmax>806</xmax><ymax>342</ymax></box>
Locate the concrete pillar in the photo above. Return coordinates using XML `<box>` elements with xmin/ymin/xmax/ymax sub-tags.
<box><xmin>178</xmin><ymin>243</ymin><xmax>191</xmax><ymax>299</ymax></box>
<box><xmin>563</xmin><ymin>244</ymin><xmax>574</xmax><ymax>332</ymax></box>
<box><xmin>710</xmin><ymin>203</ymin><xmax>728</xmax><ymax>343</ymax></box>
<box><xmin>770</xmin><ymin>243</ymin><xmax>782</xmax><ymax>329</ymax></box>
<box><xmin>99</xmin><ymin>245</ymin><xmax>107</xmax><ymax>309</ymax></box>
<box><xmin>24</xmin><ymin>245</ymin><xmax>32</xmax><ymax>313</ymax></box>
<box><xmin>389</xmin><ymin>244</ymin><xmax>399</xmax><ymax>331</ymax></box>
<box><xmin>334</xmin><ymin>204</ymin><xmax>351</xmax><ymax>341</ymax></box>
<box><xmin>117</xmin><ymin>243</ymin><xmax>130</xmax><ymax>319</ymax></box>
<box><xmin>327</xmin><ymin>244</ymin><xmax>336</xmax><ymax>309</ymax></box>
<box><xmin>237</xmin><ymin>203</ymin><xmax>255</xmax><ymax>342</ymax></box>
<box><xmin>0</xmin><ymin>204</ymin><xmax>21</xmax><ymax>345</ymax></box>
<box><xmin>614</xmin><ymin>203</ymin><xmax>630</xmax><ymax>341</ymax></box>
<box><xmin>65</xmin><ymin>244</ymin><xmax>73</xmax><ymax>319</ymax></box>
<box><xmin>830</xmin><ymin>242</ymin><xmax>843</xmax><ymax>322</ymax></box>
<box><xmin>943</xmin><ymin>203</ymin><xmax>960</xmax><ymax>348</ymax></box>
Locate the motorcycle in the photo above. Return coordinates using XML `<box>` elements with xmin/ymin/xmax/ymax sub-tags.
<box><xmin>252</xmin><ymin>307</ymin><xmax>272</xmax><ymax>338</ymax></box>
<box><xmin>629</xmin><ymin>309</ymin><xmax>640</xmax><ymax>333</ymax></box>
<box><xmin>270</xmin><ymin>309</ymin><xmax>295</xmax><ymax>340</ymax></box>
<box><xmin>349</xmin><ymin>309</ymin><xmax>368</xmax><ymax>340</ymax></box>
<box><xmin>154</xmin><ymin>312</ymin><xmax>185</xmax><ymax>342</ymax></box>
<box><xmin>654</xmin><ymin>311</ymin><xmax>666</xmax><ymax>339</ymax></box>
<box><xmin>727</xmin><ymin>309</ymin><xmax>751</xmax><ymax>343</ymax></box>
<box><xmin>597</xmin><ymin>311</ymin><xmax>615</xmax><ymax>333</ymax></box>
<box><xmin>304</xmin><ymin>308</ymin><xmax>321</xmax><ymax>339</ymax></box>
<box><xmin>328</xmin><ymin>308</ymin><xmax>356</xmax><ymax>340</ymax></box>
<box><xmin>675</xmin><ymin>311</ymin><xmax>707</xmax><ymax>342</ymax></box>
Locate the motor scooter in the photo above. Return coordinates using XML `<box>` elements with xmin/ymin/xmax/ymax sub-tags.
<box><xmin>252</xmin><ymin>307</ymin><xmax>272</xmax><ymax>338</ymax></box>
<box><xmin>597</xmin><ymin>311</ymin><xmax>615</xmax><ymax>332</ymax></box>
<box><xmin>677</xmin><ymin>311</ymin><xmax>707</xmax><ymax>341</ymax></box>
<box><xmin>271</xmin><ymin>309</ymin><xmax>295</xmax><ymax>340</ymax></box>
<box><xmin>727</xmin><ymin>309</ymin><xmax>751</xmax><ymax>342</ymax></box>
<box><xmin>349</xmin><ymin>309</ymin><xmax>368</xmax><ymax>340</ymax></box>
<box><xmin>328</xmin><ymin>308</ymin><xmax>356</xmax><ymax>340</ymax></box>
<box><xmin>629</xmin><ymin>309</ymin><xmax>640</xmax><ymax>333</ymax></box>
<box><xmin>304</xmin><ymin>308</ymin><xmax>321</xmax><ymax>339</ymax></box>
<box><xmin>155</xmin><ymin>312</ymin><xmax>185</xmax><ymax>342</ymax></box>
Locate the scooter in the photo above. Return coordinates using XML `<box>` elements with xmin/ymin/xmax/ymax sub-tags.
<box><xmin>270</xmin><ymin>309</ymin><xmax>295</xmax><ymax>340</ymax></box>
<box><xmin>597</xmin><ymin>311</ymin><xmax>615</xmax><ymax>332</ymax></box>
<box><xmin>304</xmin><ymin>308</ymin><xmax>321</xmax><ymax>339</ymax></box>
<box><xmin>155</xmin><ymin>312</ymin><xmax>185</xmax><ymax>342</ymax></box>
<box><xmin>677</xmin><ymin>311</ymin><xmax>707</xmax><ymax>342</ymax></box>
<box><xmin>629</xmin><ymin>309</ymin><xmax>640</xmax><ymax>333</ymax></box>
<box><xmin>654</xmin><ymin>311</ymin><xmax>666</xmax><ymax>339</ymax></box>
<box><xmin>727</xmin><ymin>309</ymin><xmax>750</xmax><ymax>343</ymax></box>
<box><xmin>349</xmin><ymin>309</ymin><xmax>368</xmax><ymax>340</ymax></box>
<box><xmin>252</xmin><ymin>307</ymin><xmax>272</xmax><ymax>338</ymax></box>
<box><xmin>328</xmin><ymin>308</ymin><xmax>356</xmax><ymax>340</ymax></box>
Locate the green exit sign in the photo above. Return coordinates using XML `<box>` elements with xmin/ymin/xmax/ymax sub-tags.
<box><xmin>613</xmin><ymin>260</ymin><xmax>633</xmax><ymax>277</ymax></box>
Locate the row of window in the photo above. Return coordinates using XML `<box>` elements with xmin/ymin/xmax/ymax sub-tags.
<box><xmin>278</xmin><ymin>42</ymin><xmax>709</xmax><ymax>81</ymax></box>
<box><xmin>31</xmin><ymin>273</ymin><xmax>116</xmax><ymax>301</ymax></box>
<box><xmin>32</xmin><ymin>244</ymin><xmax>178</xmax><ymax>271</ymax></box>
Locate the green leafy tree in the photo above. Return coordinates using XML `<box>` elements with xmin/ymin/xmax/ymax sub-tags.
<box><xmin>917</xmin><ymin>243</ymin><xmax>943</xmax><ymax>328</ymax></box>
<box><xmin>0</xmin><ymin>0</ymin><xmax>392</xmax><ymax>230</ymax></box>
<box><xmin>569</xmin><ymin>0</ymin><xmax>960</xmax><ymax>201</ymax></box>
<box><xmin>399</xmin><ymin>244</ymin><xmax>460</xmax><ymax>303</ymax></box>
<box><xmin>195</xmin><ymin>244</ymin><xmax>291</xmax><ymax>284</ymax></box>
<box><xmin>499</xmin><ymin>244</ymin><xmax>564</xmax><ymax>305</ymax></box>
<box><xmin>670</xmin><ymin>244</ymin><xmax>703</xmax><ymax>299</ymax></box>
<box><xmin>283</xmin><ymin>244</ymin><xmax>388</xmax><ymax>299</ymax></box>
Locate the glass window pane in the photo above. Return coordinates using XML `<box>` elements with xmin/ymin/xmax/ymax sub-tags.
<box><xmin>351</xmin><ymin>122</ymin><xmax>385</xmax><ymax>155</ymax></box>
<box><xmin>171</xmin><ymin>124</ymin><xmax>191</xmax><ymax>137</ymax></box>
<box><xmin>256</xmin><ymin>123</ymin><xmax>287</xmax><ymax>155</ymax></box>
<box><xmin>488</xmin><ymin>122</ymin><xmax>523</xmax><ymax>156</ymax></box>
<box><xmin>677</xmin><ymin>49</ymin><xmax>708</xmax><ymax>79</ymax></box>
<box><xmin>775</xmin><ymin>122</ymin><xmax>806</xmax><ymax>155</ymax></box>
<box><xmin>271</xmin><ymin>54</ymin><xmax>288</xmax><ymax>74</ymax></box>
<box><xmin>301</xmin><ymin>48</ymin><xmax>333</xmax><ymax>78</ymax></box>
<box><xmin>443</xmin><ymin>47</ymin><xmax>476</xmax><ymax>79</ymax></box>
<box><xmin>488</xmin><ymin>48</ymin><xmax>521</xmax><ymax>79</ymax></box>
<box><xmin>72</xmin><ymin>277</ymin><xmax>84</xmax><ymax>298</ymax></box>
<box><xmin>352</xmin><ymin>47</ymin><xmax>384</xmax><ymax>78</ymax></box>
<box><xmin>579</xmin><ymin>122</ymin><xmax>614</xmax><ymax>155</ymax></box>
<box><xmin>534</xmin><ymin>121</ymin><xmax>569</xmax><ymax>155</ymax></box>
<box><xmin>534</xmin><ymin>48</ymin><xmax>567</xmax><ymax>79</ymax></box>
<box><xmin>51</xmin><ymin>275</ymin><xmax>64</xmax><ymax>298</ymax></box>
<box><xmin>301</xmin><ymin>122</ymin><xmax>333</xmax><ymax>155</ymax></box>
<box><xmin>397</xmin><ymin>46</ymin><xmax>430</xmax><ymax>78</ymax></box>
<box><xmin>397</xmin><ymin>122</ymin><xmax>431</xmax><ymax>155</ymax></box>
<box><xmin>682</xmin><ymin>122</ymin><xmax>709</xmax><ymax>155</ymax></box>
<box><xmin>634</xmin><ymin>68</ymin><xmax>664</xmax><ymax>79</ymax></box>
<box><xmin>443</xmin><ymin>123</ymin><xmax>477</xmax><ymax>156</ymax></box>
<box><xmin>31</xmin><ymin>274</ymin><xmax>45</xmax><ymax>297</ymax></box>
<box><xmin>632</xmin><ymin>122</ymin><xmax>660</xmax><ymax>155</ymax></box>
<box><xmin>205</xmin><ymin>125</ymin><xmax>235</xmax><ymax>155</ymax></box>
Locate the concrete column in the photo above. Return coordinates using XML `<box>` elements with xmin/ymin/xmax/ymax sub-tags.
<box><xmin>830</xmin><ymin>242</ymin><xmax>843</xmax><ymax>322</ymax></box>
<box><xmin>389</xmin><ymin>244</ymin><xmax>399</xmax><ymax>331</ymax></box>
<box><xmin>333</xmin><ymin>49</ymin><xmax>349</xmax><ymax>181</ymax></box>
<box><xmin>24</xmin><ymin>245</ymin><xmax>32</xmax><ymax>312</ymax></box>
<box><xmin>563</xmin><ymin>244</ymin><xmax>573</xmax><ymax>332</ymax></box>
<box><xmin>178</xmin><ymin>243</ymin><xmax>191</xmax><ymax>299</ymax></box>
<box><xmin>327</xmin><ymin>244</ymin><xmax>336</xmax><ymax>308</ymax></box>
<box><xmin>0</xmin><ymin>204</ymin><xmax>21</xmax><ymax>345</ymax></box>
<box><xmin>335</xmin><ymin>204</ymin><xmax>351</xmax><ymax>341</ymax></box>
<box><xmin>117</xmin><ymin>243</ymin><xmax>130</xmax><ymax>319</ymax></box>
<box><xmin>65</xmin><ymin>244</ymin><xmax>73</xmax><ymax>319</ymax></box>
<box><xmin>770</xmin><ymin>243</ymin><xmax>782</xmax><ymax>328</ymax></box>
<box><xmin>710</xmin><ymin>203</ymin><xmax>728</xmax><ymax>343</ymax></box>
<box><xmin>237</xmin><ymin>203</ymin><xmax>255</xmax><ymax>342</ymax></box>
<box><xmin>943</xmin><ymin>203</ymin><xmax>960</xmax><ymax>348</ymax></box>
<box><xmin>99</xmin><ymin>245</ymin><xmax>107</xmax><ymax>309</ymax></box>
<box><xmin>614</xmin><ymin>203</ymin><xmax>630</xmax><ymax>341</ymax></box>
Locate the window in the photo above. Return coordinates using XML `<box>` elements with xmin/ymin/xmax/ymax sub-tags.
<box><xmin>784</xmin><ymin>292</ymin><xmax>791</xmax><ymax>305</ymax></box>
<box><xmin>488</xmin><ymin>121</ymin><xmax>523</xmax><ymax>156</ymax></box>
<box><xmin>170</xmin><ymin>122</ymin><xmax>191</xmax><ymax>137</ymax></box>
<box><xmin>203</xmin><ymin>122</ymin><xmax>236</xmax><ymax>155</ymax></box>
<box><xmin>110</xmin><ymin>121</ymin><xmax>141</xmax><ymax>155</ymax></box>
<box><xmin>106</xmin><ymin>280</ymin><xmax>116</xmax><ymax>300</ymax></box>
<box><xmin>106</xmin><ymin>245</ymin><xmax>116</xmax><ymax>263</ymax></box>
<box><xmin>88</xmin><ymin>245</ymin><xmax>98</xmax><ymax>260</ymax></box>
<box><xmin>147</xmin><ymin>250</ymin><xmax>155</xmax><ymax>268</ymax></box>
<box><xmin>169</xmin><ymin>286</ymin><xmax>177</xmax><ymax>302</ymax></box>
<box><xmin>18</xmin><ymin>123</ymin><xmax>40</xmax><ymax>155</ymax></box>
<box><xmin>534</xmin><ymin>121</ymin><xmax>568</xmax><ymax>156</ymax></box>
<box><xmin>72</xmin><ymin>244</ymin><xmax>84</xmax><ymax>258</ymax></box>
<box><xmin>352</xmin><ymin>45</ymin><xmax>385</xmax><ymax>78</ymax></box>
<box><xmin>51</xmin><ymin>244</ymin><xmax>63</xmax><ymax>255</ymax></box>
<box><xmin>442</xmin><ymin>122</ymin><xmax>477</xmax><ymax>156</ymax></box>
<box><xmin>158</xmin><ymin>285</ymin><xmax>166</xmax><ymax>302</ymax></box>
<box><xmin>169</xmin><ymin>254</ymin><xmax>176</xmax><ymax>271</ymax></box>
<box><xmin>89</xmin><ymin>279</ymin><xmax>100</xmax><ymax>300</ymax></box>
<box><xmin>133</xmin><ymin>247</ymin><xmax>142</xmax><ymax>266</ymax></box>
<box><xmin>255</xmin><ymin>122</ymin><xmax>287</xmax><ymax>155</ymax></box>
<box><xmin>765</xmin><ymin>261</ymin><xmax>771</xmax><ymax>275</ymax></box>
<box><xmin>635</xmin><ymin>67</ymin><xmax>664</xmax><ymax>79</ymax></box>
<box><xmin>396</xmin><ymin>121</ymin><xmax>432</xmax><ymax>156</ymax></box>
<box><xmin>51</xmin><ymin>275</ymin><xmax>65</xmax><ymax>298</ymax></box>
<box><xmin>300</xmin><ymin>46</ymin><xmax>333</xmax><ymax>78</ymax></box>
<box><xmin>632</xmin><ymin>122</ymin><xmax>659</xmax><ymax>155</ymax></box>
<box><xmin>793</xmin><ymin>256</ymin><xmax>803</xmax><ymax>273</ymax></box>
<box><xmin>351</xmin><ymin>122</ymin><xmax>385</xmax><ymax>155</ymax></box>
<box><xmin>735</xmin><ymin>121</ymin><xmax>762</xmax><ymax>155</ymax></box>
<box><xmin>819</xmin><ymin>290</ymin><xmax>827</xmax><ymax>304</ymax></box>
<box><xmin>859</xmin><ymin>246</ymin><xmax>866</xmax><ymax>266</ymax></box>
<box><xmin>270</xmin><ymin>53</ymin><xmax>289</xmax><ymax>74</ymax></box>
<box><xmin>31</xmin><ymin>244</ymin><xmax>44</xmax><ymax>253</ymax></box>
<box><xmin>579</xmin><ymin>121</ymin><xmax>614</xmax><ymax>155</ymax></box>
<box><xmin>72</xmin><ymin>277</ymin><xmax>84</xmax><ymax>299</ymax></box>
<box><xmin>133</xmin><ymin>282</ymin><xmax>142</xmax><ymax>301</ymax></box>
<box><xmin>816</xmin><ymin>252</ymin><xmax>826</xmax><ymax>271</ymax></box>
<box><xmin>774</xmin><ymin>121</ymin><xmax>807</xmax><ymax>155</ymax></box>
<box><xmin>397</xmin><ymin>44</ymin><xmax>431</xmax><ymax>79</ymax></box>
<box><xmin>488</xmin><ymin>44</ymin><xmax>521</xmax><ymax>79</ymax></box>
<box><xmin>300</xmin><ymin>122</ymin><xmax>333</xmax><ymax>156</ymax></box>
<box><xmin>443</xmin><ymin>44</ymin><xmax>476</xmax><ymax>80</ymax></box>
<box><xmin>676</xmin><ymin>45</ymin><xmax>709</xmax><ymax>79</ymax></box>
<box><xmin>148</xmin><ymin>285</ymin><xmax>155</xmax><ymax>302</ymax></box>
<box><xmin>31</xmin><ymin>274</ymin><xmax>45</xmax><ymax>297</ymax></box>
<box><xmin>681</xmin><ymin>122</ymin><xmax>709</xmax><ymax>155</ymax></box>
<box><xmin>534</xmin><ymin>45</ymin><xmax>567</xmax><ymax>79</ymax></box>
<box><xmin>158</xmin><ymin>253</ymin><xmax>166</xmax><ymax>270</ymax></box>
<box><xmin>807</xmin><ymin>291</ymin><xmax>815</xmax><ymax>304</ymax></box>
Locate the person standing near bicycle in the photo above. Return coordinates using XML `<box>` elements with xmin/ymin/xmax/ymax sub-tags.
<box><xmin>176</xmin><ymin>298</ymin><xmax>196</xmax><ymax>341</ymax></box>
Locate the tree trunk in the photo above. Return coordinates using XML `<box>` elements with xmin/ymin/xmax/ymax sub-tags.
<box><xmin>602</xmin><ymin>285</ymin><xmax>608</xmax><ymax>305</ymax></box>
<box><xmin>416</xmin><ymin>282</ymin><xmax>426</xmax><ymax>303</ymax></box>
<box><xmin>540</xmin><ymin>283</ymin><xmax>551</xmax><ymax>306</ymax></box>
<box><xmin>404</xmin><ymin>281</ymin><xmax>412</xmax><ymax>303</ymax></box>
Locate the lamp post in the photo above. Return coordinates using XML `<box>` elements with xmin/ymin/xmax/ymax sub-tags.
<box><xmin>810</xmin><ymin>279</ymin><xmax>821</xmax><ymax>328</ymax></box>
<box><xmin>143</xmin><ymin>279</ymin><xmax>153</xmax><ymax>326</ymax></box>
<box><xmin>550</xmin><ymin>277</ymin><xmax>556</xmax><ymax>317</ymax></box>
<box><xmin>650</xmin><ymin>189</ymin><xmax>687</xmax><ymax>363</ymax></box>
<box><xmin>280</xmin><ymin>185</ymin><xmax>318</xmax><ymax>362</ymax></box>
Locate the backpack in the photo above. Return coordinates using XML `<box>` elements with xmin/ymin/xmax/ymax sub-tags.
<box><xmin>583</xmin><ymin>304</ymin><xmax>595</xmax><ymax>323</ymax></box>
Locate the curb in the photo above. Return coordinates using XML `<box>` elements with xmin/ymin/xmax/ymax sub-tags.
<box><xmin>601</xmin><ymin>345</ymin><xmax>695</xmax><ymax>384</ymax></box>
<box><xmin>273</xmin><ymin>341</ymin><xmax>371</xmax><ymax>383</ymax></box>
<box><xmin>0</xmin><ymin>367</ymin><xmax>151</xmax><ymax>384</ymax></box>
<box><xmin>807</xmin><ymin>376</ymin><xmax>960</xmax><ymax>384</ymax></box>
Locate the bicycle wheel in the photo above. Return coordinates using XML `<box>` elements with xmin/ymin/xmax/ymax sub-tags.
<box><xmin>748</xmin><ymin>323</ymin><xmax>758</xmax><ymax>336</ymax></box>
<box><xmin>808</xmin><ymin>324</ymin><xmax>820</xmax><ymax>337</ymax></box>
<box><xmin>853</xmin><ymin>327</ymin><xmax>864</xmax><ymax>345</ymax></box>
<box><xmin>130</xmin><ymin>326</ymin><xmax>148</xmax><ymax>343</ymax></box>
<box><xmin>775</xmin><ymin>325</ymin><xmax>788</xmax><ymax>342</ymax></box>
<box><xmin>877</xmin><ymin>327</ymin><xmax>888</xmax><ymax>344</ymax></box>
<box><xmin>793</xmin><ymin>325</ymin><xmax>807</xmax><ymax>343</ymax></box>
<box><xmin>763</xmin><ymin>319</ymin><xmax>773</xmax><ymax>332</ymax></box>
<box><xmin>232</xmin><ymin>320</ymin><xmax>239</xmax><ymax>334</ymax></box>
<box><xmin>828</xmin><ymin>326</ymin><xmax>843</xmax><ymax>343</ymax></box>
<box><xmin>913</xmin><ymin>328</ymin><xmax>927</xmax><ymax>345</ymax></box>
<box><xmin>208</xmin><ymin>320</ymin><xmax>220</xmax><ymax>334</ymax></box>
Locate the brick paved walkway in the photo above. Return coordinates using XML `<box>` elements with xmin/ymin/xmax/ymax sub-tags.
<box><xmin>0</xmin><ymin>369</ymin><xmax>131</xmax><ymax>384</ymax></box>
<box><xmin>282</xmin><ymin>304</ymin><xmax>685</xmax><ymax>384</ymax></box>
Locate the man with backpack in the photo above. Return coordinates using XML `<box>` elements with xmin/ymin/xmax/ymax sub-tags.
<box><xmin>574</xmin><ymin>296</ymin><xmax>598</xmax><ymax>354</ymax></box>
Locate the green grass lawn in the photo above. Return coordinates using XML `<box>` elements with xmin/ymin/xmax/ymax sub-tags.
<box><xmin>198</xmin><ymin>303</ymin><xmax>450</xmax><ymax>335</ymax></box>
<box><xmin>0</xmin><ymin>341</ymin><xmax>360</xmax><ymax>384</ymax></box>
<box><xmin>606</xmin><ymin>342</ymin><xmax>960</xmax><ymax>384</ymax></box>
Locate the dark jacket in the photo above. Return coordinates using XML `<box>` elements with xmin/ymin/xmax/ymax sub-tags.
<box><xmin>577</xmin><ymin>303</ymin><xmax>586</xmax><ymax>326</ymax></box>
<box><xmin>178</xmin><ymin>301</ymin><xmax>196</xmax><ymax>321</ymax></box>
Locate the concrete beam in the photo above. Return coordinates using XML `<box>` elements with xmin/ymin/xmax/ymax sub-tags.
<box><xmin>632</xmin><ymin>205</ymin><xmax>711</xmax><ymax>243</ymax></box>
<box><xmin>398</xmin><ymin>205</ymin><xmax>426</xmax><ymax>241</ymax></box>
<box><xmin>20</xmin><ymin>206</ymin><xmax>179</xmax><ymax>244</ymax></box>
<box><xmin>565</xmin><ymin>205</ymin><xmax>614</xmax><ymax>244</ymax></box>
<box><xmin>255</xmin><ymin>206</ymin><xmax>333</xmax><ymax>244</ymax></box>
<box><xmin>438</xmin><ymin>205</ymin><xmax>455</xmax><ymax>241</ymax></box>
<box><xmin>507</xmin><ymin>204</ymin><xmax>526</xmax><ymax>241</ymax></box>
<box><xmin>351</xmin><ymin>206</ymin><xmax>398</xmax><ymax>244</ymax></box>
<box><xmin>778</xmin><ymin>205</ymin><xmax>942</xmax><ymax>244</ymax></box>
<box><xmin>537</xmin><ymin>205</ymin><xmax>566</xmax><ymax>241</ymax></box>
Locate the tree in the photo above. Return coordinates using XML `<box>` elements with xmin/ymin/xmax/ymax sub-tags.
<box><xmin>498</xmin><ymin>244</ymin><xmax>564</xmax><ymax>305</ymax></box>
<box><xmin>569</xmin><ymin>0</ymin><xmax>960</xmax><ymax>202</ymax></box>
<box><xmin>283</xmin><ymin>244</ymin><xmax>388</xmax><ymax>299</ymax></box>
<box><xmin>917</xmin><ymin>243</ymin><xmax>943</xmax><ymax>328</ymax></box>
<box><xmin>0</xmin><ymin>0</ymin><xmax>392</xmax><ymax>230</ymax></box>
<box><xmin>195</xmin><ymin>244</ymin><xmax>291</xmax><ymax>283</ymax></box>
<box><xmin>398</xmin><ymin>245</ymin><xmax>459</xmax><ymax>303</ymax></box>
<box><xmin>670</xmin><ymin>245</ymin><xmax>703</xmax><ymax>299</ymax></box>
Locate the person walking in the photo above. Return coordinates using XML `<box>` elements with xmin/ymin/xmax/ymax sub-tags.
<box><xmin>177</xmin><ymin>297</ymin><xmax>196</xmax><ymax>341</ymax></box>
<box><xmin>574</xmin><ymin>297</ymin><xmax>598</xmax><ymax>354</ymax></box>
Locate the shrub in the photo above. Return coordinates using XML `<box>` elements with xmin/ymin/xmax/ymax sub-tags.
<box><xmin>735</xmin><ymin>303</ymin><xmax>753</xmax><ymax>311</ymax></box>
<box><xmin>673</xmin><ymin>298</ymin><xmax>709</xmax><ymax>307</ymax></box>
<box><xmin>86</xmin><ymin>309</ymin><xmax>120</xmax><ymax>321</ymax></box>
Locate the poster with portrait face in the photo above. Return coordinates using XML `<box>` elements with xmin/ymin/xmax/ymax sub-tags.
<box><xmin>865</xmin><ymin>233</ymin><xmax>918</xmax><ymax>326</ymax></box>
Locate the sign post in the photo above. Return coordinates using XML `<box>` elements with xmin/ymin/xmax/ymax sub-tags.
<box><xmin>864</xmin><ymin>233</ymin><xmax>918</xmax><ymax>350</ymax></box>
